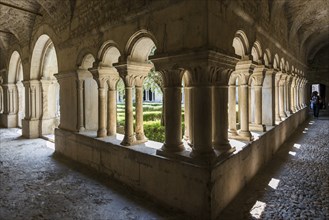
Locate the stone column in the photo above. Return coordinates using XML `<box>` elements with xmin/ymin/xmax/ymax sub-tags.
<box><xmin>22</xmin><ymin>80</ymin><xmax>42</xmax><ymax>138</ymax></box>
<box><xmin>184</xmin><ymin>66</ymin><xmax>214</xmax><ymax>157</ymax></box>
<box><xmin>77</xmin><ymin>79</ymin><xmax>85</xmax><ymax>131</ymax></box>
<box><xmin>262</xmin><ymin>69</ymin><xmax>276</xmax><ymax>126</ymax></box>
<box><xmin>228</xmin><ymin>85</ymin><xmax>238</xmax><ymax>136</ymax></box>
<box><xmin>183</xmin><ymin>86</ymin><xmax>191</xmax><ymax>141</ymax></box>
<box><xmin>90</xmin><ymin>67</ymin><xmax>110</xmax><ymax>138</ymax></box>
<box><xmin>116</xmin><ymin>64</ymin><xmax>136</xmax><ymax>145</ymax></box>
<box><xmin>129</xmin><ymin>63</ymin><xmax>152</xmax><ymax>143</ymax></box>
<box><xmin>300</xmin><ymin>80</ymin><xmax>304</xmax><ymax>108</ymax></box>
<box><xmin>158</xmin><ymin>69</ymin><xmax>185</xmax><ymax>152</ymax></box>
<box><xmin>0</xmin><ymin>86</ymin><xmax>3</xmax><ymax>114</ymax></box>
<box><xmin>290</xmin><ymin>77</ymin><xmax>296</xmax><ymax>113</ymax></box>
<box><xmin>134</xmin><ymin>77</ymin><xmax>147</xmax><ymax>142</ymax></box>
<box><xmin>76</xmin><ymin>69</ymin><xmax>94</xmax><ymax>131</ymax></box>
<box><xmin>275</xmin><ymin>73</ymin><xmax>282</xmax><ymax>122</ymax></box>
<box><xmin>279</xmin><ymin>75</ymin><xmax>287</xmax><ymax>119</ymax></box>
<box><xmin>97</xmin><ymin>82</ymin><xmax>107</xmax><ymax>137</ymax></box>
<box><xmin>211</xmin><ymin>68</ymin><xmax>232</xmax><ymax>152</ymax></box>
<box><xmin>40</xmin><ymin>79</ymin><xmax>51</xmax><ymax>120</ymax></box>
<box><xmin>296</xmin><ymin>78</ymin><xmax>301</xmax><ymax>110</ymax></box>
<box><xmin>250</xmin><ymin>66</ymin><xmax>266</xmax><ymax>131</ymax></box>
<box><xmin>302</xmin><ymin>79</ymin><xmax>307</xmax><ymax>107</ymax></box>
<box><xmin>285</xmin><ymin>76</ymin><xmax>292</xmax><ymax>115</ymax></box>
<box><xmin>239</xmin><ymin>83</ymin><xmax>252</xmax><ymax>139</ymax></box>
<box><xmin>1</xmin><ymin>83</ymin><xmax>18</xmax><ymax>128</ymax></box>
<box><xmin>235</xmin><ymin>61</ymin><xmax>254</xmax><ymax>140</ymax></box>
<box><xmin>107</xmin><ymin>72</ymin><xmax>120</xmax><ymax>136</ymax></box>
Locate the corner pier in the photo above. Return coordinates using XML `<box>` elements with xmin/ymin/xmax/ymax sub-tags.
<box><xmin>55</xmin><ymin>107</ymin><xmax>308</xmax><ymax>219</ymax></box>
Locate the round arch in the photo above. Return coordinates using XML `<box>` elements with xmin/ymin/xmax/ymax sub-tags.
<box><xmin>30</xmin><ymin>35</ymin><xmax>58</xmax><ymax>80</ymax></box>
<box><xmin>8</xmin><ymin>51</ymin><xmax>21</xmax><ymax>83</ymax></box>
<box><xmin>273</xmin><ymin>54</ymin><xmax>280</xmax><ymax>69</ymax></box>
<box><xmin>125</xmin><ymin>30</ymin><xmax>157</xmax><ymax>62</ymax></box>
<box><xmin>251</xmin><ymin>41</ymin><xmax>263</xmax><ymax>64</ymax></box>
<box><xmin>232</xmin><ymin>30</ymin><xmax>250</xmax><ymax>58</ymax></box>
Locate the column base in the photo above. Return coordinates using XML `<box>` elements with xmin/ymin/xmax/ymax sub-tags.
<box><xmin>214</xmin><ymin>146</ymin><xmax>236</xmax><ymax>156</ymax></box>
<box><xmin>213</xmin><ymin>141</ymin><xmax>231</xmax><ymax>151</ymax></box>
<box><xmin>121</xmin><ymin>134</ymin><xmax>137</xmax><ymax>146</ymax></box>
<box><xmin>134</xmin><ymin>138</ymin><xmax>148</xmax><ymax>145</ymax></box>
<box><xmin>285</xmin><ymin>111</ymin><xmax>292</xmax><ymax>116</ymax></box>
<box><xmin>97</xmin><ymin>128</ymin><xmax>107</xmax><ymax>137</ymax></box>
<box><xmin>233</xmin><ymin>130</ymin><xmax>254</xmax><ymax>141</ymax></box>
<box><xmin>136</xmin><ymin>132</ymin><xmax>148</xmax><ymax>143</ymax></box>
<box><xmin>0</xmin><ymin>113</ymin><xmax>18</xmax><ymax>128</ymax></box>
<box><xmin>249</xmin><ymin>123</ymin><xmax>266</xmax><ymax>132</ymax></box>
<box><xmin>22</xmin><ymin>119</ymin><xmax>40</xmax><ymax>138</ymax></box>
<box><xmin>228</xmin><ymin>129</ymin><xmax>239</xmax><ymax>137</ymax></box>
<box><xmin>279</xmin><ymin>113</ymin><xmax>287</xmax><ymax>120</ymax></box>
<box><xmin>161</xmin><ymin>142</ymin><xmax>185</xmax><ymax>152</ymax></box>
<box><xmin>213</xmin><ymin>142</ymin><xmax>236</xmax><ymax>155</ymax></box>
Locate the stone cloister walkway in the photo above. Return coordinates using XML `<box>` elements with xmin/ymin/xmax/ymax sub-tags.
<box><xmin>1</xmin><ymin>110</ymin><xmax>328</xmax><ymax>220</ymax></box>
<box><xmin>0</xmin><ymin>128</ymin><xmax>186</xmax><ymax>220</ymax></box>
<box><xmin>219</xmin><ymin>109</ymin><xmax>329</xmax><ymax>220</ymax></box>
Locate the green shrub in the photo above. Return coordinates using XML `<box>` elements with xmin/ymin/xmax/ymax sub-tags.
<box><xmin>144</xmin><ymin>121</ymin><xmax>165</xmax><ymax>143</ymax></box>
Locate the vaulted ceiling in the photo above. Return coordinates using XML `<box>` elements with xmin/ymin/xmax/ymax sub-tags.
<box><xmin>1</xmin><ymin>0</ymin><xmax>328</xmax><ymax>74</ymax></box>
<box><xmin>0</xmin><ymin>0</ymin><xmax>74</xmax><ymax>49</ymax></box>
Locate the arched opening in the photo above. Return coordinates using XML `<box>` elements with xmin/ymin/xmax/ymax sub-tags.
<box><xmin>79</xmin><ymin>53</ymin><xmax>98</xmax><ymax>130</ymax></box>
<box><xmin>232</xmin><ymin>30</ymin><xmax>250</xmax><ymax>58</ymax></box>
<box><xmin>228</xmin><ymin>74</ymin><xmax>241</xmax><ymax>137</ymax></box>
<box><xmin>251</xmin><ymin>41</ymin><xmax>263</xmax><ymax>64</ymax></box>
<box><xmin>16</xmin><ymin>60</ymin><xmax>25</xmax><ymax>127</ymax></box>
<box><xmin>122</xmin><ymin>32</ymin><xmax>160</xmax><ymax>145</ymax></box>
<box><xmin>30</xmin><ymin>35</ymin><xmax>59</xmax><ymax>135</ymax></box>
<box><xmin>7</xmin><ymin>51</ymin><xmax>25</xmax><ymax>128</ymax></box>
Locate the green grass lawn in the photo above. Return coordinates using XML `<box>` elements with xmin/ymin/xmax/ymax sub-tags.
<box><xmin>117</xmin><ymin>103</ymin><xmax>184</xmax><ymax>143</ymax></box>
<box><xmin>117</xmin><ymin>103</ymin><xmax>237</xmax><ymax>143</ymax></box>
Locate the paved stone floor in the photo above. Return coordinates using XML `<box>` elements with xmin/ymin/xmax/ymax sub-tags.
<box><xmin>0</xmin><ymin>129</ymin><xmax>186</xmax><ymax>220</ymax></box>
<box><xmin>219</xmin><ymin>109</ymin><xmax>329</xmax><ymax>220</ymax></box>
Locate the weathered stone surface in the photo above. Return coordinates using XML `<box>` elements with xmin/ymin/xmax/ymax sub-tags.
<box><xmin>0</xmin><ymin>128</ymin><xmax>187</xmax><ymax>220</ymax></box>
<box><xmin>219</xmin><ymin>110</ymin><xmax>329</xmax><ymax>220</ymax></box>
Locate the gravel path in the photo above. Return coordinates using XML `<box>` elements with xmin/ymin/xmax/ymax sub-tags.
<box><xmin>219</xmin><ymin>112</ymin><xmax>329</xmax><ymax>219</ymax></box>
<box><xmin>0</xmin><ymin>128</ymin><xmax>185</xmax><ymax>220</ymax></box>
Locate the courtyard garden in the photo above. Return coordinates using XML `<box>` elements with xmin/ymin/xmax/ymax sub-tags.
<box><xmin>117</xmin><ymin>103</ymin><xmax>185</xmax><ymax>143</ymax></box>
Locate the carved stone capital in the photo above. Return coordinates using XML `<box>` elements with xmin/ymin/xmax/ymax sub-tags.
<box><xmin>159</xmin><ymin>69</ymin><xmax>184</xmax><ymax>87</ymax></box>
<box><xmin>77</xmin><ymin>69</ymin><xmax>93</xmax><ymax>81</ymax></box>
<box><xmin>89</xmin><ymin>66</ymin><xmax>118</xmax><ymax>88</ymax></box>
<box><xmin>230</xmin><ymin>60</ymin><xmax>256</xmax><ymax>85</ymax></box>
<box><xmin>208</xmin><ymin>66</ymin><xmax>232</xmax><ymax>86</ymax></box>
<box><xmin>250</xmin><ymin>65</ymin><xmax>266</xmax><ymax>86</ymax></box>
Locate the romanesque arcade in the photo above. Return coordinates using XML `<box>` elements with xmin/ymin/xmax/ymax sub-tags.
<box><xmin>0</xmin><ymin>28</ymin><xmax>309</xmax><ymax>219</ymax></box>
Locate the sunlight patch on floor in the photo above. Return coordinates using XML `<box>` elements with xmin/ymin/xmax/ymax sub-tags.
<box><xmin>250</xmin><ymin>200</ymin><xmax>267</xmax><ymax>219</ymax></box>
<box><xmin>268</xmin><ymin>178</ymin><xmax>280</xmax><ymax>189</ymax></box>
<box><xmin>289</xmin><ymin>151</ymin><xmax>296</xmax><ymax>156</ymax></box>
<box><xmin>46</xmin><ymin>141</ymin><xmax>55</xmax><ymax>149</ymax></box>
<box><xmin>293</xmin><ymin>143</ymin><xmax>301</xmax><ymax>149</ymax></box>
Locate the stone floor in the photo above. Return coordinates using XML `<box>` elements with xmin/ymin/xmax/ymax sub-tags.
<box><xmin>0</xmin><ymin>129</ymin><xmax>186</xmax><ymax>220</ymax></box>
<box><xmin>1</xmin><ymin>109</ymin><xmax>328</xmax><ymax>220</ymax></box>
<box><xmin>219</xmin><ymin>109</ymin><xmax>329</xmax><ymax>220</ymax></box>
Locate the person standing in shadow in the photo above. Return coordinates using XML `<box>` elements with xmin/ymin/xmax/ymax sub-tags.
<box><xmin>311</xmin><ymin>91</ymin><xmax>321</xmax><ymax>118</ymax></box>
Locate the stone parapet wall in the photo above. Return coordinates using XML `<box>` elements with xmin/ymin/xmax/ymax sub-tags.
<box><xmin>55</xmin><ymin>107</ymin><xmax>309</xmax><ymax>219</ymax></box>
